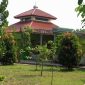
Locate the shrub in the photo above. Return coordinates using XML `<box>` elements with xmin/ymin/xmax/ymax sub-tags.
<box><xmin>1</xmin><ymin>33</ymin><xmax>16</xmax><ymax>65</ymax></box>
<box><xmin>56</xmin><ymin>32</ymin><xmax>82</xmax><ymax>70</ymax></box>
<box><xmin>47</xmin><ymin>41</ymin><xmax>56</xmax><ymax>60</ymax></box>
<box><xmin>0</xmin><ymin>76</ymin><xmax>5</xmax><ymax>81</ymax></box>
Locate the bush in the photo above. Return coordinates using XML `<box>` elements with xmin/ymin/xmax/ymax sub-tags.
<box><xmin>0</xmin><ymin>76</ymin><xmax>5</xmax><ymax>81</ymax></box>
<box><xmin>56</xmin><ymin>32</ymin><xmax>82</xmax><ymax>70</ymax></box>
<box><xmin>20</xmin><ymin>46</ymin><xmax>32</xmax><ymax>60</ymax></box>
<box><xmin>1</xmin><ymin>33</ymin><xmax>16</xmax><ymax>65</ymax></box>
<box><xmin>47</xmin><ymin>41</ymin><xmax>56</xmax><ymax>60</ymax></box>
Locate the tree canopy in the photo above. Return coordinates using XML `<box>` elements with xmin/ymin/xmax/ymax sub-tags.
<box><xmin>76</xmin><ymin>0</ymin><xmax>85</xmax><ymax>28</ymax></box>
<box><xmin>0</xmin><ymin>0</ymin><xmax>9</xmax><ymax>29</ymax></box>
<box><xmin>56</xmin><ymin>32</ymin><xmax>82</xmax><ymax>70</ymax></box>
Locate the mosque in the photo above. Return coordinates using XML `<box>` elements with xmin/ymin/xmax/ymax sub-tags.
<box><xmin>7</xmin><ymin>5</ymin><xmax>59</xmax><ymax>46</ymax></box>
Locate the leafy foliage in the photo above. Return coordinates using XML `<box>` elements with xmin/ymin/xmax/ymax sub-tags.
<box><xmin>76</xmin><ymin>0</ymin><xmax>85</xmax><ymax>28</ymax></box>
<box><xmin>0</xmin><ymin>0</ymin><xmax>9</xmax><ymax>28</ymax></box>
<box><xmin>20</xmin><ymin>26</ymin><xmax>32</xmax><ymax>60</ymax></box>
<box><xmin>78</xmin><ymin>0</ymin><xmax>83</xmax><ymax>5</ymax></box>
<box><xmin>56</xmin><ymin>32</ymin><xmax>82</xmax><ymax>70</ymax></box>
<box><xmin>55</xmin><ymin>34</ymin><xmax>64</xmax><ymax>55</ymax></box>
<box><xmin>1</xmin><ymin>33</ymin><xmax>16</xmax><ymax>65</ymax></box>
<box><xmin>0</xmin><ymin>0</ymin><xmax>15</xmax><ymax>65</ymax></box>
<box><xmin>0</xmin><ymin>76</ymin><xmax>5</xmax><ymax>81</ymax></box>
<box><xmin>36</xmin><ymin>45</ymin><xmax>50</xmax><ymax>61</ymax></box>
<box><xmin>47</xmin><ymin>41</ymin><xmax>56</xmax><ymax>60</ymax></box>
<box><xmin>75</xmin><ymin>28</ymin><xmax>85</xmax><ymax>32</ymax></box>
<box><xmin>33</xmin><ymin>45</ymin><xmax>50</xmax><ymax>76</ymax></box>
<box><xmin>21</xmin><ymin>26</ymin><xmax>32</xmax><ymax>48</ymax></box>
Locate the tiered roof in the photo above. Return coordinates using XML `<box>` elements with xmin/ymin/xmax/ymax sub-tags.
<box><xmin>8</xmin><ymin>21</ymin><xmax>57</xmax><ymax>35</ymax></box>
<box><xmin>8</xmin><ymin>7</ymin><xmax>58</xmax><ymax>35</ymax></box>
<box><xmin>14</xmin><ymin>8</ymin><xmax>57</xmax><ymax>20</ymax></box>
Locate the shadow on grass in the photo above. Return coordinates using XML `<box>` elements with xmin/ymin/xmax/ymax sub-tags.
<box><xmin>81</xmin><ymin>79</ymin><xmax>85</xmax><ymax>84</ymax></box>
<box><xmin>0</xmin><ymin>64</ymin><xmax>14</xmax><ymax>66</ymax></box>
<box><xmin>29</xmin><ymin>68</ymin><xmax>59</xmax><ymax>72</ymax></box>
<box><xmin>16</xmin><ymin>74</ymin><xmax>41</xmax><ymax>78</ymax></box>
<box><xmin>30</xmin><ymin>64</ymin><xmax>85</xmax><ymax>72</ymax></box>
<box><xmin>59</xmin><ymin>68</ymin><xmax>75</xmax><ymax>72</ymax></box>
<box><xmin>30</xmin><ymin>67</ymin><xmax>76</xmax><ymax>72</ymax></box>
<box><xmin>77</xmin><ymin>68</ymin><xmax>85</xmax><ymax>72</ymax></box>
<box><xmin>60</xmin><ymin>67</ymin><xmax>85</xmax><ymax>72</ymax></box>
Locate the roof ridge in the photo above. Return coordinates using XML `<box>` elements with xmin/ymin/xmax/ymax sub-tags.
<box><xmin>29</xmin><ymin>21</ymin><xmax>33</xmax><ymax>26</ymax></box>
<box><xmin>31</xmin><ymin>8</ymin><xmax>36</xmax><ymax>15</ymax></box>
<box><xmin>14</xmin><ymin>8</ymin><xmax>57</xmax><ymax>19</ymax></box>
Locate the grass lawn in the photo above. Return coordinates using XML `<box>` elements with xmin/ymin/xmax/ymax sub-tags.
<box><xmin>0</xmin><ymin>64</ymin><xmax>85</xmax><ymax>85</ymax></box>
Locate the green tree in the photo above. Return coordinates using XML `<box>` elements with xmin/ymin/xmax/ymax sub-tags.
<box><xmin>47</xmin><ymin>41</ymin><xmax>56</xmax><ymax>85</ymax></box>
<box><xmin>0</xmin><ymin>0</ymin><xmax>9</xmax><ymax>64</ymax></box>
<box><xmin>75</xmin><ymin>28</ymin><xmax>85</xmax><ymax>32</ymax></box>
<box><xmin>21</xmin><ymin>26</ymin><xmax>32</xmax><ymax>48</ymax></box>
<box><xmin>76</xmin><ymin>0</ymin><xmax>85</xmax><ymax>28</ymax></box>
<box><xmin>20</xmin><ymin>26</ymin><xmax>32</xmax><ymax>60</ymax></box>
<box><xmin>0</xmin><ymin>0</ymin><xmax>9</xmax><ymax>29</ymax></box>
<box><xmin>37</xmin><ymin>45</ymin><xmax>50</xmax><ymax>76</ymax></box>
<box><xmin>78</xmin><ymin>0</ymin><xmax>83</xmax><ymax>5</ymax></box>
<box><xmin>32</xmin><ymin>46</ymin><xmax>40</xmax><ymax>71</ymax></box>
<box><xmin>56</xmin><ymin>32</ymin><xmax>82</xmax><ymax>70</ymax></box>
<box><xmin>47</xmin><ymin>40</ymin><xmax>56</xmax><ymax>61</ymax></box>
<box><xmin>1</xmin><ymin>32</ymin><xmax>16</xmax><ymax>65</ymax></box>
<box><xmin>55</xmin><ymin>34</ymin><xmax>64</xmax><ymax>59</ymax></box>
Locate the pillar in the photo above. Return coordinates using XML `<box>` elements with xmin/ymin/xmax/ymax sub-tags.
<box><xmin>40</xmin><ymin>34</ymin><xmax>43</xmax><ymax>45</ymax></box>
<box><xmin>53</xmin><ymin>33</ymin><xmax>56</xmax><ymax>42</ymax></box>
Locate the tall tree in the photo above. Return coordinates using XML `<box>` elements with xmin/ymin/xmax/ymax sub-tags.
<box><xmin>0</xmin><ymin>0</ymin><xmax>9</xmax><ymax>30</ymax></box>
<box><xmin>76</xmin><ymin>0</ymin><xmax>85</xmax><ymax>28</ymax></box>
<box><xmin>20</xmin><ymin>26</ymin><xmax>32</xmax><ymax>60</ymax></box>
<box><xmin>21</xmin><ymin>26</ymin><xmax>32</xmax><ymax>48</ymax></box>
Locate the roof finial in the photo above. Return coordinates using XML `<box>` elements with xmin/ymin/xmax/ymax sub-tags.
<box><xmin>33</xmin><ymin>0</ymin><xmax>38</xmax><ymax>9</ymax></box>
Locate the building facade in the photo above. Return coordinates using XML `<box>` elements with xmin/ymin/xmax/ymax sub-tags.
<box><xmin>8</xmin><ymin>6</ymin><xmax>58</xmax><ymax>46</ymax></box>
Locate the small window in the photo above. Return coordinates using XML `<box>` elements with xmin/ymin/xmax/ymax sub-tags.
<box><xmin>21</xmin><ymin>17</ymin><xmax>31</xmax><ymax>22</ymax></box>
<box><xmin>35</xmin><ymin>17</ymin><xmax>48</xmax><ymax>22</ymax></box>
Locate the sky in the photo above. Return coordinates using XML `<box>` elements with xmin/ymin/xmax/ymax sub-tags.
<box><xmin>2</xmin><ymin>0</ymin><xmax>85</xmax><ymax>29</ymax></box>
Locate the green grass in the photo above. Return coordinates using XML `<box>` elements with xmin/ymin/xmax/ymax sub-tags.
<box><xmin>0</xmin><ymin>64</ymin><xmax>85</xmax><ymax>85</ymax></box>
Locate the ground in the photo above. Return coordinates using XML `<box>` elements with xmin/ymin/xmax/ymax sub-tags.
<box><xmin>0</xmin><ymin>64</ymin><xmax>85</xmax><ymax>85</ymax></box>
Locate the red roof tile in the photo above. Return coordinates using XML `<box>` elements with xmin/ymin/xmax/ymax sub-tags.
<box><xmin>7</xmin><ymin>21</ymin><xmax>58</xmax><ymax>34</ymax></box>
<box><xmin>14</xmin><ymin>8</ymin><xmax>57</xmax><ymax>20</ymax></box>
<box><xmin>31</xmin><ymin>21</ymin><xmax>56</xmax><ymax>30</ymax></box>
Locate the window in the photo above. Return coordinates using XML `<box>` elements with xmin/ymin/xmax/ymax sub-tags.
<box><xmin>35</xmin><ymin>17</ymin><xmax>48</xmax><ymax>22</ymax></box>
<box><xmin>21</xmin><ymin>17</ymin><xmax>31</xmax><ymax>22</ymax></box>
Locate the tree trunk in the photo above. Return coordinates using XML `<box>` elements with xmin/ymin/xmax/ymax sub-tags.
<box><xmin>51</xmin><ymin>65</ymin><xmax>53</xmax><ymax>85</ymax></box>
<box><xmin>35</xmin><ymin>60</ymin><xmax>38</xmax><ymax>71</ymax></box>
<box><xmin>41</xmin><ymin>62</ymin><xmax>43</xmax><ymax>76</ymax></box>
